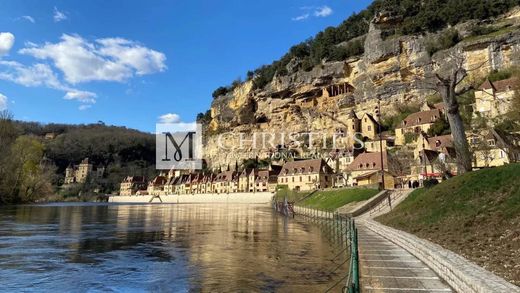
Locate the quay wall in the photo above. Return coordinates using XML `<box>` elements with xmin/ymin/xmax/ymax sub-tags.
<box><xmin>109</xmin><ymin>192</ymin><xmax>275</xmax><ymax>204</ymax></box>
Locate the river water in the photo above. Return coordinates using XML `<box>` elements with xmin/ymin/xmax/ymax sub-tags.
<box><xmin>0</xmin><ymin>203</ymin><xmax>348</xmax><ymax>292</ymax></box>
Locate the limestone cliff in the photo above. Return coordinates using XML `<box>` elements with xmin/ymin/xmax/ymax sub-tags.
<box><xmin>204</xmin><ymin>8</ymin><xmax>520</xmax><ymax>168</ymax></box>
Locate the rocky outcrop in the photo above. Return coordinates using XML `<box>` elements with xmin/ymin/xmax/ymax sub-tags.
<box><xmin>204</xmin><ymin>9</ymin><xmax>520</xmax><ymax>168</ymax></box>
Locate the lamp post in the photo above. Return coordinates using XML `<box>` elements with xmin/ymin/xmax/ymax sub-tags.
<box><xmin>375</xmin><ymin>99</ymin><xmax>385</xmax><ymax>190</ymax></box>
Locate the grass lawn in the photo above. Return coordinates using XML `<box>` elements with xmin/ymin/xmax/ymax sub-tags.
<box><xmin>377</xmin><ymin>163</ymin><xmax>520</xmax><ymax>286</ymax></box>
<box><xmin>299</xmin><ymin>188</ymin><xmax>379</xmax><ymax>211</ymax></box>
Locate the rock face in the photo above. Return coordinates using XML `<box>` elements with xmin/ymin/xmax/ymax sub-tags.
<box><xmin>204</xmin><ymin>10</ymin><xmax>520</xmax><ymax>168</ymax></box>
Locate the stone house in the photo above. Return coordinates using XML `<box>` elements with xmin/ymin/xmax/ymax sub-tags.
<box><xmin>147</xmin><ymin>176</ymin><xmax>167</xmax><ymax>196</ymax></box>
<box><xmin>119</xmin><ymin>176</ymin><xmax>147</xmax><ymax>196</ymax></box>
<box><xmin>395</xmin><ymin>109</ymin><xmax>444</xmax><ymax>145</ymax></box>
<box><xmin>278</xmin><ymin>159</ymin><xmax>334</xmax><ymax>191</ymax></box>
<box><xmin>468</xmin><ymin>128</ymin><xmax>520</xmax><ymax>169</ymax></box>
<box><xmin>347</xmin><ymin>152</ymin><xmax>395</xmax><ymax>189</ymax></box>
<box><xmin>474</xmin><ymin>78</ymin><xmax>517</xmax><ymax>119</ymax></box>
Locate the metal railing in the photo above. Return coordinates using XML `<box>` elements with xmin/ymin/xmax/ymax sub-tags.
<box><xmin>281</xmin><ymin>205</ymin><xmax>360</xmax><ymax>293</ymax></box>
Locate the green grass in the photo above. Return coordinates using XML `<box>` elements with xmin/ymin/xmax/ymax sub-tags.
<box><xmin>462</xmin><ymin>25</ymin><xmax>517</xmax><ymax>43</ymax></box>
<box><xmin>378</xmin><ymin>164</ymin><xmax>520</xmax><ymax>227</ymax></box>
<box><xmin>377</xmin><ymin>164</ymin><xmax>520</xmax><ymax>285</ymax></box>
<box><xmin>299</xmin><ymin>188</ymin><xmax>379</xmax><ymax>211</ymax></box>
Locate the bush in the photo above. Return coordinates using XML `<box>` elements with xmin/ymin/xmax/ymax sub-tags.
<box><xmin>426</xmin><ymin>28</ymin><xmax>461</xmax><ymax>56</ymax></box>
<box><xmin>212</xmin><ymin>86</ymin><xmax>229</xmax><ymax>99</ymax></box>
<box><xmin>423</xmin><ymin>178</ymin><xmax>439</xmax><ymax>188</ymax></box>
<box><xmin>405</xmin><ymin>132</ymin><xmax>419</xmax><ymax>144</ymax></box>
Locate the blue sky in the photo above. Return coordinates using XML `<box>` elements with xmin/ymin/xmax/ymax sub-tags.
<box><xmin>0</xmin><ymin>0</ymin><xmax>372</xmax><ymax>132</ymax></box>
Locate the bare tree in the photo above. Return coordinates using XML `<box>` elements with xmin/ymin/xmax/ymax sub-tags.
<box><xmin>418</xmin><ymin>52</ymin><xmax>485</xmax><ymax>174</ymax></box>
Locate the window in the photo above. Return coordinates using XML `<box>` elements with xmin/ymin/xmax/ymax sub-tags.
<box><xmin>292</xmin><ymin>177</ymin><xmax>294</xmax><ymax>182</ymax></box>
<box><xmin>500</xmin><ymin>150</ymin><xmax>505</xmax><ymax>158</ymax></box>
<box><xmin>308</xmin><ymin>176</ymin><xmax>311</xmax><ymax>181</ymax></box>
<box><xmin>368</xmin><ymin>125</ymin><xmax>372</xmax><ymax>131</ymax></box>
<box><xmin>488</xmin><ymin>139</ymin><xmax>496</xmax><ymax>146</ymax></box>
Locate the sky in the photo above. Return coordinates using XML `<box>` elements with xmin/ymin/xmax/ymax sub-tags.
<box><xmin>0</xmin><ymin>0</ymin><xmax>373</xmax><ymax>132</ymax></box>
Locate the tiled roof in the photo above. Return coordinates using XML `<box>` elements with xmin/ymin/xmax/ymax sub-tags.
<box><xmin>479</xmin><ymin>77</ymin><xmax>518</xmax><ymax>93</ymax></box>
<box><xmin>428</xmin><ymin>134</ymin><xmax>453</xmax><ymax>150</ymax></box>
<box><xmin>348</xmin><ymin>152</ymin><xmax>388</xmax><ymax>171</ymax></box>
<box><xmin>123</xmin><ymin>176</ymin><xmax>146</xmax><ymax>183</ymax></box>
<box><xmin>150</xmin><ymin>176</ymin><xmax>167</xmax><ymax>186</ymax></box>
<box><xmin>401</xmin><ymin>109</ymin><xmax>442</xmax><ymax>128</ymax></box>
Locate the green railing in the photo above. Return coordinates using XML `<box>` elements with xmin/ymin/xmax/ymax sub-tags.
<box><xmin>345</xmin><ymin>218</ymin><xmax>360</xmax><ymax>293</ymax></box>
<box><xmin>274</xmin><ymin>205</ymin><xmax>360</xmax><ymax>293</ymax></box>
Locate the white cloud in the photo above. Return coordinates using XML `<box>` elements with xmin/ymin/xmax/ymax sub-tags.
<box><xmin>292</xmin><ymin>14</ymin><xmax>310</xmax><ymax>21</ymax></box>
<box><xmin>0</xmin><ymin>32</ymin><xmax>15</xmax><ymax>57</ymax></box>
<box><xmin>292</xmin><ymin>6</ymin><xmax>333</xmax><ymax>21</ymax></box>
<box><xmin>0</xmin><ymin>93</ymin><xmax>7</xmax><ymax>110</ymax></box>
<box><xmin>0</xmin><ymin>61</ymin><xmax>62</xmax><ymax>89</ymax></box>
<box><xmin>0</xmin><ymin>61</ymin><xmax>97</xmax><ymax>108</ymax></box>
<box><xmin>21</xmin><ymin>16</ymin><xmax>35</xmax><ymax>23</ymax></box>
<box><xmin>64</xmin><ymin>90</ymin><xmax>97</xmax><ymax>104</ymax></box>
<box><xmin>53</xmin><ymin>7</ymin><xmax>67</xmax><ymax>22</ymax></box>
<box><xmin>158</xmin><ymin>113</ymin><xmax>181</xmax><ymax>123</ymax></box>
<box><xmin>19</xmin><ymin>34</ymin><xmax>167</xmax><ymax>84</ymax></box>
<box><xmin>314</xmin><ymin>6</ymin><xmax>333</xmax><ymax>17</ymax></box>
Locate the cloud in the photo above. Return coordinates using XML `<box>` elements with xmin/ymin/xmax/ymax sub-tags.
<box><xmin>314</xmin><ymin>6</ymin><xmax>333</xmax><ymax>17</ymax></box>
<box><xmin>293</xmin><ymin>6</ymin><xmax>333</xmax><ymax>21</ymax></box>
<box><xmin>292</xmin><ymin>14</ymin><xmax>310</xmax><ymax>21</ymax></box>
<box><xmin>53</xmin><ymin>7</ymin><xmax>67</xmax><ymax>22</ymax></box>
<box><xmin>0</xmin><ymin>32</ymin><xmax>15</xmax><ymax>57</ymax></box>
<box><xmin>0</xmin><ymin>61</ymin><xmax>62</xmax><ymax>89</ymax></box>
<box><xmin>158</xmin><ymin>113</ymin><xmax>181</xmax><ymax>123</ymax></box>
<box><xmin>0</xmin><ymin>61</ymin><xmax>96</xmax><ymax>107</ymax></box>
<box><xmin>64</xmin><ymin>90</ymin><xmax>97</xmax><ymax>104</ymax></box>
<box><xmin>21</xmin><ymin>16</ymin><xmax>35</xmax><ymax>23</ymax></box>
<box><xmin>19</xmin><ymin>34</ymin><xmax>167</xmax><ymax>84</ymax></box>
<box><xmin>0</xmin><ymin>93</ymin><xmax>7</xmax><ymax>110</ymax></box>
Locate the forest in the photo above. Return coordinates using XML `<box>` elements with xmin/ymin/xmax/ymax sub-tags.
<box><xmin>0</xmin><ymin>112</ymin><xmax>157</xmax><ymax>204</ymax></box>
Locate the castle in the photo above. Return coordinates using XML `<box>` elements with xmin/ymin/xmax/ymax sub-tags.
<box><xmin>64</xmin><ymin>158</ymin><xmax>104</xmax><ymax>185</ymax></box>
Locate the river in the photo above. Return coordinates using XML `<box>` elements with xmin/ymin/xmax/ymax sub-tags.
<box><xmin>0</xmin><ymin>203</ymin><xmax>349</xmax><ymax>292</ymax></box>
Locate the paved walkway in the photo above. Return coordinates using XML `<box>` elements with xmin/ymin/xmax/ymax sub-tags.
<box><xmin>357</xmin><ymin>223</ymin><xmax>453</xmax><ymax>292</ymax></box>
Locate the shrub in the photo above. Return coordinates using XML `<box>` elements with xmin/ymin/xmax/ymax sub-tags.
<box><xmin>212</xmin><ymin>86</ymin><xmax>229</xmax><ymax>99</ymax></box>
<box><xmin>405</xmin><ymin>132</ymin><xmax>419</xmax><ymax>144</ymax></box>
<box><xmin>426</xmin><ymin>28</ymin><xmax>461</xmax><ymax>56</ymax></box>
<box><xmin>423</xmin><ymin>178</ymin><xmax>439</xmax><ymax>188</ymax></box>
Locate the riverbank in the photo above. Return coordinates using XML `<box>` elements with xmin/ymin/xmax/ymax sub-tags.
<box><xmin>109</xmin><ymin>192</ymin><xmax>274</xmax><ymax>204</ymax></box>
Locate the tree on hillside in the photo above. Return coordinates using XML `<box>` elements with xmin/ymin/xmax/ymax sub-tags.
<box><xmin>419</xmin><ymin>53</ymin><xmax>480</xmax><ymax>174</ymax></box>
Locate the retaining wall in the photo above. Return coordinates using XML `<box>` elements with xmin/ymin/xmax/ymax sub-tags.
<box><xmin>362</xmin><ymin>219</ymin><xmax>520</xmax><ymax>293</ymax></box>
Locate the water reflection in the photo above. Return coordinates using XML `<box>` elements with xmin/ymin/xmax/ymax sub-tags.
<box><xmin>0</xmin><ymin>203</ymin><xmax>348</xmax><ymax>292</ymax></box>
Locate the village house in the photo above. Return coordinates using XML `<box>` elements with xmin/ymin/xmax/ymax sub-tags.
<box><xmin>347</xmin><ymin>152</ymin><xmax>395</xmax><ymax>189</ymax></box>
<box><xmin>409</xmin><ymin>133</ymin><xmax>456</xmax><ymax>182</ymax></box>
<box><xmin>64</xmin><ymin>158</ymin><xmax>104</xmax><ymax>185</ymax></box>
<box><xmin>468</xmin><ymin>128</ymin><xmax>520</xmax><ymax>169</ymax></box>
<box><xmin>474</xmin><ymin>77</ymin><xmax>517</xmax><ymax>119</ymax></box>
<box><xmin>119</xmin><ymin>176</ymin><xmax>147</xmax><ymax>195</ymax></box>
<box><xmin>278</xmin><ymin>159</ymin><xmax>334</xmax><ymax>191</ymax></box>
<box><xmin>238</xmin><ymin>169</ymin><xmax>254</xmax><ymax>192</ymax></box>
<box><xmin>360</xmin><ymin>113</ymin><xmax>380</xmax><ymax>140</ymax></box>
<box><xmin>147</xmin><ymin>176</ymin><xmax>167</xmax><ymax>196</ymax></box>
<box><xmin>255</xmin><ymin>167</ymin><xmax>281</xmax><ymax>192</ymax></box>
<box><xmin>395</xmin><ymin>109</ymin><xmax>444</xmax><ymax>145</ymax></box>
